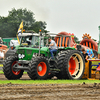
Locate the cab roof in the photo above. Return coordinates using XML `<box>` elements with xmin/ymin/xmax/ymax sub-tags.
<box><xmin>18</xmin><ymin>33</ymin><xmax>39</xmax><ymax>37</ymax></box>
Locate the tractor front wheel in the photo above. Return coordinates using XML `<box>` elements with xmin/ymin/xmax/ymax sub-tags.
<box><xmin>3</xmin><ymin>56</ymin><xmax>23</xmax><ymax>80</ymax></box>
<box><xmin>28</xmin><ymin>56</ymin><xmax>50</xmax><ymax>80</ymax></box>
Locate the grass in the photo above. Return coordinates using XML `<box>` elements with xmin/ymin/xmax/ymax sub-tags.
<box><xmin>0</xmin><ymin>70</ymin><xmax>27</xmax><ymax>74</ymax></box>
<box><xmin>0</xmin><ymin>64</ymin><xmax>100</xmax><ymax>84</ymax></box>
<box><xmin>0</xmin><ymin>79</ymin><xmax>100</xmax><ymax>84</ymax></box>
<box><xmin>0</xmin><ymin>70</ymin><xmax>3</xmax><ymax>74</ymax></box>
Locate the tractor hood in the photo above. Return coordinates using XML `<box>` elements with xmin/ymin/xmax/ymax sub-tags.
<box><xmin>16</xmin><ymin>46</ymin><xmax>50</xmax><ymax>60</ymax></box>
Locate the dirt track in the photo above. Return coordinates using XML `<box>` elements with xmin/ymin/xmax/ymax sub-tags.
<box><xmin>0</xmin><ymin>73</ymin><xmax>31</xmax><ymax>80</ymax></box>
<box><xmin>0</xmin><ymin>83</ymin><xmax>100</xmax><ymax>100</ymax></box>
<box><xmin>0</xmin><ymin>74</ymin><xmax>100</xmax><ymax>100</ymax></box>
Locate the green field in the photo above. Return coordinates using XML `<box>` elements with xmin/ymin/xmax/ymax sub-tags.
<box><xmin>0</xmin><ymin>79</ymin><xmax>100</xmax><ymax>84</ymax></box>
<box><xmin>0</xmin><ymin>70</ymin><xmax>100</xmax><ymax>85</ymax></box>
<box><xmin>0</xmin><ymin>65</ymin><xmax>100</xmax><ymax>84</ymax></box>
<box><xmin>0</xmin><ymin>70</ymin><xmax>3</xmax><ymax>74</ymax></box>
<box><xmin>0</xmin><ymin>69</ymin><xmax>27</xmax><ymax>74</ymax></box>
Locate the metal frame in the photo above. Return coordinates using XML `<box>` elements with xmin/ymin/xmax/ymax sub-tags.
<box><xmin>46</xmin><ymin>33</ymin><xmax>71</xmax><ymax>47</ymax></box>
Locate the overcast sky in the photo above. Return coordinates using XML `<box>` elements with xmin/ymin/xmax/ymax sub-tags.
<box><xmin>0</xmin><ymin>0</ymin><xmax>100</xmax><ymax>41</ymax></box>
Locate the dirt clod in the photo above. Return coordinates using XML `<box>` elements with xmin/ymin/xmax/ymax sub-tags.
<box><xmin>82</xmin><ymin>82</ymin><xmax>85</xmax><ymax>85</ymax></box>
<box><xmin>93</xmin><ymin>83</ymin><xmax>97</xmax><ymax>87</ymax></box>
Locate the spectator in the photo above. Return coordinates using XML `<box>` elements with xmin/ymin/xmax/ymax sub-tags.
<box><xmin>82</xmin><ymin>48</ymin><xmax>88</xmax><ymax>62</ymax></box>
<box><xmin>86</xmin><ymin>49</ymin><xmax>94</xmax><ymax>59</ymax></box>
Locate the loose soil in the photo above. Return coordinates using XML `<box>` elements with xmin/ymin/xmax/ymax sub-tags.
<box><xmin>0</xmin><ymin>73</ymin><xmax>30</xmax><ymax>80</ymax></box>
<box><xmin>0</xmin><ymin>74</ymin><xmax>100</xmax><ymax>100</ymax></box>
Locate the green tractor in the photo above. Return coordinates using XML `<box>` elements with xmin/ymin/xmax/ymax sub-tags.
<box><xmin>3</xmin><ymin>32</ymin><xmax>85</xmax><ymax>80</ymax></box>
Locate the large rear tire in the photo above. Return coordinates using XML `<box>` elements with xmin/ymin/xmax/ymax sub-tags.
<box><xmin>3</xmin><ymin>56</ymin><xmax>23</xmax><ymax>80</ymax></box>
<box><xmin>28</xmin><ymin>56</ymin><xmax>50</xmax><ymax>80</ymax></box>
<box><xmin>56</xmin><ymin>51</ymin><xmax>70</xmax><ymax>79</ymax></box>
<box><xmin>56</xmin><ymin>50</ymin><xmax>85</xmax><ymax>80</ymax></box>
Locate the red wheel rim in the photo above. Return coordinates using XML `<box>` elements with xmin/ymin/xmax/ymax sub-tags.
<box><xmin>12</xmin><ymin>61</ymin><xmax>21</xmax><ymax>75</ymax></box>
<box><xmin>37</xmin><ymin>62</ymin><xmax>47</xmax><ymax>76</ymax></box>
<box><xmin>69</xmin><ymin>57</ymin><xmax>76</xmax><ymax>75</ymax></box>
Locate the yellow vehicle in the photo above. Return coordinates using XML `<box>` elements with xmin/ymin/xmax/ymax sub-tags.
<box><xmin>82</xmin><ymin>59</ymin><xmax>100</xmax><ymax>79</ymax></box>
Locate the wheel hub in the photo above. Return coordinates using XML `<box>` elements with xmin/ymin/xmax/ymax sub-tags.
<box><xmin>12</xmin><ymin>63</ymin><xmax>21</xmax><ymax>72</ymax></box>
<box><xmin>38</xmin><ymin>66</ymin><xmax>42</xmax><ymax>72</ymax></box>
<box><xmin>11</xmin><ymin>61</ymin><xmax>21</xmax><ymax>75</ymax></box>
<box><xmin>37</xmin><ymin>62</ymin><xmax>47</xmax><ymax>76</ymax></box>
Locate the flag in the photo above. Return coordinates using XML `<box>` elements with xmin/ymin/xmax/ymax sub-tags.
<box><xmin>18</xmin><ymin>21</ymin><xmax>23</xmax><ymax>34</ymax></box>
<box><xmin>17</xmin><ymin>21</ymin><xmax>23</xmax><ymax>44</ymax></box>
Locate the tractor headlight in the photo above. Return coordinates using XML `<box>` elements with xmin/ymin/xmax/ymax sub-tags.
<box><xmin>18</xmin><ymin>54</ymin><xmax>25</xmax><ymax>59</ymax></box>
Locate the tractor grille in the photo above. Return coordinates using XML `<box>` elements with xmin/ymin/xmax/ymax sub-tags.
<box><xmin>18</xmin><ymin>49</ymin><xmax>25</xmax><ymax>54</ymax></box>
<box><xmin>26</xmin><ymin>50</ymin><xmax>32</xmax><ymax>55</ymax></box>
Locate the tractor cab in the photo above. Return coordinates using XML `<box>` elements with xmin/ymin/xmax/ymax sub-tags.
<box><xmin>19</xmin><ymin>33</ymin><xmax>44</xmax><ymax>47</ymax></box>
<box><xmin>5</xmin><ymin>33</ymin><xmax>44</xmax><ymax>59</ymax></box>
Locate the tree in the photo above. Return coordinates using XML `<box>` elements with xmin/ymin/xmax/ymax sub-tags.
<box><xmin>8</xmin><ymin>8</ymin><xmax>35</xmax><ymax>27</ymax></box>
<box><xmin>0</xmin><ymin>8</ymin><xmax>48</xmax><ymax>38</ymax></box>
<box><xmin>31</xmin><ymin>21</ymin><xmax>47</xmax><ymax>33</ymax></box>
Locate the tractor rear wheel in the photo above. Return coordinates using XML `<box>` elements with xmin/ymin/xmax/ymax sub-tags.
<box><xmin>56</xmin><ymin>51</ymin><xmax>70</xmax><ymax>79</ymax></box>
<box><xmin>3</xmin><ymin>56</ymin><xmax>23</xmax><ymax>80</ymax></box>
<box><xmin>56</xmin><ymin>50</ymin><xmax>85</xmax><ymax>80</ymax></box>
<box><xmin>28</xmin><ymin>56</ymin><xmax>50</xmax><ymax>80</ymax></box>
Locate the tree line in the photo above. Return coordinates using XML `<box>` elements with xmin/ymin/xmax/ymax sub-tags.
<box><xmin>0</xmin><ymin>8</ymin><xmax>48</xmax><ymax>38</ymax></box>
<box><xmin>0</xmin><ymin>8</ymin><xmax>81</xmax><ymax>43</ymax></box>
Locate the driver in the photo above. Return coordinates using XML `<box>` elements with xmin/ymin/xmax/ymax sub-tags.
<box><xmin>48</xmin><ymin>37</ymin><xmax>57</xmax><ymax>59</ymax></box>
<box><xmin>27</xmin><ymin>36</ymin><xmax>32</xmax><ymax>45</ymax></box>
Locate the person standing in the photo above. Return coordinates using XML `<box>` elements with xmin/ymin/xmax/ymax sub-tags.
<box><xmin>82</xmin><ymin>48</ymin><xmax>91</xmax><ymax>78</ymax></box>
<box><xmin>82</xmin><ymin>48</ymin><xmax>88</xmax><ymax>62</ymax></box>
